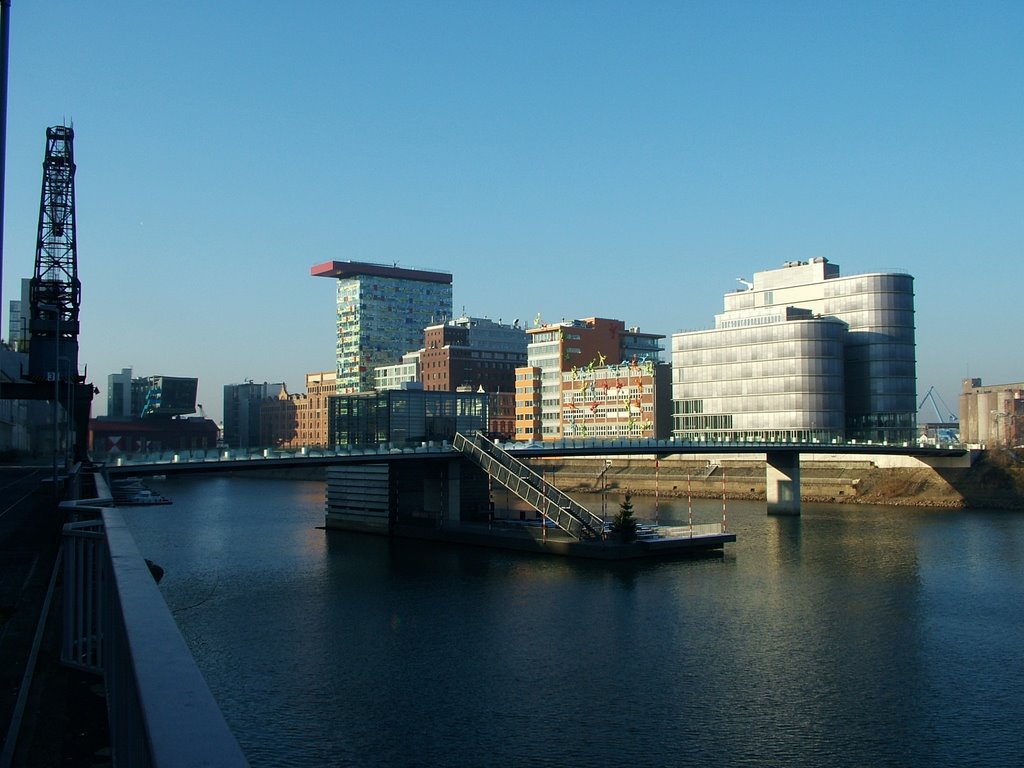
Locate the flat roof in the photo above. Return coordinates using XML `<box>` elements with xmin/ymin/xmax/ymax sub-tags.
<box><xmin>310</xmin><ymin>260</ymin><xmax>452</xmax><ymax>284</ymax></box>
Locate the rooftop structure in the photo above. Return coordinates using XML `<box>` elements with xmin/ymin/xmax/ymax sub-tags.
<box><xmin>375</xmin><ymin>351</ymin><xmax>421</xmax><ymax>391</ymax></box>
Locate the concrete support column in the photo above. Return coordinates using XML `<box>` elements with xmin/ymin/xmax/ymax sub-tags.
<box><xmin>444</xmin><ymin>458</ymin><xmax>462</xmax><ymax>524</ymax></box>
<box><xmin>766</xmin><ymin>450</ymin><xmax>801</xmax><ymax>515</ymax></box>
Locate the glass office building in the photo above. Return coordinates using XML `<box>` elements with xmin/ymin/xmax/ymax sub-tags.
<box><xmin>672</xmin><ymin>259</ymin><xmax>916</xmax><ymax>443</ymax></box>
<box><xmin>328</xmin><ymin>390</ymin><xmax>488</xmax><ymax>449</ymax></box>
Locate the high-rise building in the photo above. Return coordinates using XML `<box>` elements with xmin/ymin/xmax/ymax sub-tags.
<box><xmin>671</xmin><ymin>258</ymin><xmax>916</xmax><ymax>443</ymax></box>
<box><xmin>514</xmin><ymin>317</ymin><xmax>665</xmax><ymax>441</ymax></box>
<box><xmin>311</xmin><ymin>261</ymin><xmax>453</xmax><ymax>394</ymax></box>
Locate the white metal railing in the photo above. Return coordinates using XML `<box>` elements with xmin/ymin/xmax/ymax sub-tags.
<box><xmin>62</xmin><ymin>519</ymin><xmax>106</xmax><ymax>673</ymax></box>
<box><xmin>61</xmin><ymin>504</ymin><xmax>249</xmax><ymax>767</ymax></box>
<box><xmin>656</xmin><ymin>523</ymin><xmax>727</xmax><ymax>538</ymax></box>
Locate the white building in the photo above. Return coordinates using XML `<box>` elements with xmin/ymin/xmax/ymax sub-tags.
<box><xmin>672</xmin><ymin>259</ymin><xmax>916</xmax><ymax>443</ymax></box>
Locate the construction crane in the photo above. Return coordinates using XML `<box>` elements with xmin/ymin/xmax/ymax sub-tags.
<box><xmin>0</xmin><ymin>125</ymin><xmax>95</xmax><ymax>464</ymax></box>
<box><xmin>28</xmin><ymin>125</ymin><xmax>81</xmax><ymax>383</ymax></box>
<box><xmin>918</xmin><ymin>386</ymin><xmax>958</xmax><ymax>423</ymax></box>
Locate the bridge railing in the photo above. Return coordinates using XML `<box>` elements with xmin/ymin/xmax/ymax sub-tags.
<box><xmin>61</xmin><ymin>498</ymin><xmax>249</xmax><ymax>767</ymax></box>
<box><xmin>97</xmin><ymin>435</ymin><xmax>967</xmax><ymax>471</ymax></box>
<box><xmin>102</xmin><ymin>441</ymin><xmax>459</xmax><ymax>467</ymax></box>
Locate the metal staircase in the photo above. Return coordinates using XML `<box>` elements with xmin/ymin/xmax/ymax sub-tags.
<box><xmin>452</xmin><ymin>432</ymin><xmax>604</xmax><ymax>541</ymax></box>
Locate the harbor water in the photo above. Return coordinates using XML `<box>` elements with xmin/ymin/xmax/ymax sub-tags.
<box><xmin>122</xmin><ymin>475</ymin><xmax>1024</xmax><ymax>768</ymax></box>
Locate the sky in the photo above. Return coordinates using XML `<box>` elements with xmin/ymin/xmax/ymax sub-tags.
<box><xmin>2</xmin><ymin>1</ymin><xmax>1021</xmax><ymax>425</ymax></box>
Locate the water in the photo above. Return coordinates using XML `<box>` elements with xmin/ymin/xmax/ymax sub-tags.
<box><xmin>122</xmin><ymin>475</ymin><xmax>1024</xmax><ymax>768</ymax></box>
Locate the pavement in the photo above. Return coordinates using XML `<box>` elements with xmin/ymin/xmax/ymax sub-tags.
<box><xmin>0</xmin><ymin>465</ymin><xmax>111</xmax><ymax>767</ymax></box>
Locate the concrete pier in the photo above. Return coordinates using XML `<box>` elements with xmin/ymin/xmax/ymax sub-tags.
<box><xmin>766</xmin><ymin>450</ymin><xmax>801</xmax><ymax>515</ymax></box>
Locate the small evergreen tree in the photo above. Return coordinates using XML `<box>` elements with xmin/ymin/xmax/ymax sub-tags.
<box><xmin>610</xmin><ymin>491</ymin><xmax>638</xmax><ymax>543</ymax></box>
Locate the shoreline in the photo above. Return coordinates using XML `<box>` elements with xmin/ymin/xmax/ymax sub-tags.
<box><xmin>534</xmin><ymin>453</ymin><xmax>1024</xmax><ymax>511</ymax></box>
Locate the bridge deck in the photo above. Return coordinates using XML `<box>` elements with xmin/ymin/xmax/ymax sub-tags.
<box><xmin>103</xmin><ymin>438</ymin><xmax>967</xmax><ymax>477</ymax></box>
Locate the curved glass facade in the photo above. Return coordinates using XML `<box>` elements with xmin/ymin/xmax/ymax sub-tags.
<box><xmin>672</xmin><ymin>317</ymin><xmax>847</xmax><ymax>442</ymax></box>
<box><xmin>824</xmin><ymin>273</ymin><xmax>916</xmax><ymax>441</ymax></box>
<box><xmin>672</xmin><ymin>261</ymin><xmax>916</xmax><ymax>443</ymax></box>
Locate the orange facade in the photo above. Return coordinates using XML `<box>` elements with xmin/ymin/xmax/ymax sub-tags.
<box><xmin>514</xmin><ymin>317</ymin><xmax>666</xmax><ymax>441</ymax></box>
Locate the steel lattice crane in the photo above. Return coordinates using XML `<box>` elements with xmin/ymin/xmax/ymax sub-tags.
<box><xmin>0</xmin><ymin>125</ymin><xmax>96</xmax><ymax>465</ymax></box>
<box><xmin>28</xmin><ymin>125</ymin><xmax>82</xmax><ymax>384</ymax></box>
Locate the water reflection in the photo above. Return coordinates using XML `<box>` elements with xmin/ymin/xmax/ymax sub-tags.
<box><xmin>123</xmin><ymin>478</ymin><xmax>1024</xmax><ymax>768</ymax></box>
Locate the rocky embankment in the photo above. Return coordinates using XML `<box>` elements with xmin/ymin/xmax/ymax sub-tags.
<box><xmin>530</xmin><ymin>451</ymin><xmax>1024</xmax><ymax>510</ymax></box>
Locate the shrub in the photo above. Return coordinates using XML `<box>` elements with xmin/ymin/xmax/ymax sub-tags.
<box><xmin>610</xmin><ymin>491</ymin><xmax>638</xmax><ymax>543</ymax></box>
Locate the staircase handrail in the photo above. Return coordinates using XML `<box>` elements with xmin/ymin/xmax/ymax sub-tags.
<box><xmin>452</xmin><ymin>432</ymin><xmax>603</xmax><ymax>541</ymax></box>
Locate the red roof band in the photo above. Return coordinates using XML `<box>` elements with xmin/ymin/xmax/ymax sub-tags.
<box><xmin>310</xmin><ymin>260</ymin><xmax>452</xmax><ymax>284</ymax></box>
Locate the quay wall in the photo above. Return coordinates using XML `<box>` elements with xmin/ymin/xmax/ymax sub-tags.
<box><xmin>528</xmin><ymin>452</ymin><xmax>1024</xmax><ymax>510</ymax></box>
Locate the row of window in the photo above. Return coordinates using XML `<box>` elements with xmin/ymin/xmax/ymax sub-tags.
<box><xmin>674</xmin><ymin>394</ymin><xmax>846</xmax><ymax>414</ymax></box>
<box><xmin>674</xmin><ymin>322</ymin><xmax>847</xmax><ymax>351</ymax></box>
<box><xmin>675</xmin><ymin>368</ymin><xmax>843</xmax><ymax>387</ymax></box>
<box><xmin>673</xmin><ymin>429</ymin><xmax>844</xmax><ymax>443</ymax></box>
<box><xmin>675</xmin><ymin>341</ymin><xmax>845</xmax><ymax>365</ymax></box>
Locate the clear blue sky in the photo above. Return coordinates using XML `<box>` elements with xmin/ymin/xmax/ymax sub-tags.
<box><xmin>3</xmin><ymin>1</ymin><xmax>1021</xmax><ymax>425</ymax></box>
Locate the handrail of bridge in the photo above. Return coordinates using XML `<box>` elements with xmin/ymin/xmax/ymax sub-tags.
<box><xmin>453</xmin><ymin>431</ymin><xmax>604</xmax><ymax>541</ymax></box>
<box><xmin>104</xmin><ymin>441</ymin><xmax>460</xmax><ymax>469</ymax></box>
<box><xmin>61</xmin><ymin>491</ymin><xmax>249</xmax><ymax>767</ymax></box>
<box><xmin>98</xmin><ymin>436</ymin><xmax>968</xmax><ymax>471</ymax></box>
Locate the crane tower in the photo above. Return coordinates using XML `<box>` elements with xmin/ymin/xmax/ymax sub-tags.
<box><xmin>28</xmin><ymin>125</ymin><xmax>82</xmax><ymax>384</ymax></box>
